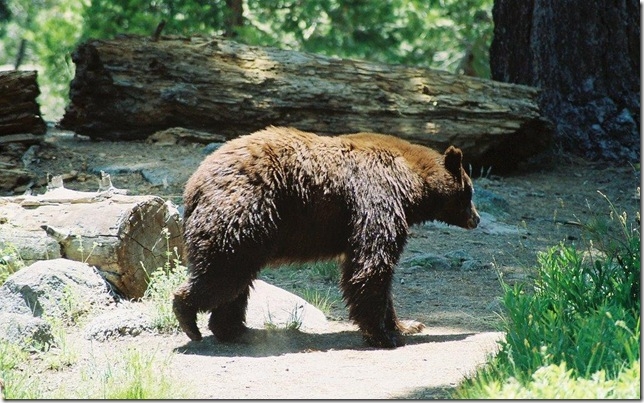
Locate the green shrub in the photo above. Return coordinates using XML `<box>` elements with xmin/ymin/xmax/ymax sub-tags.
<box><xmin>456</xmin><ymin>194</ymin><xmax>640</xmax><ymax>397</ymax></box>
<box><xmin>142</xmin><ymin>249</ymin><xmax>188</xmax><ymax>333</ymax></box>
<box><xmin>471</xmin><ymin>360</ymin><xmax>640</xmax><ymax>399</ymax></box>
<box><xmin>498</xmin><ymin>242</ymin><xmax>640</xmax><ymax>380</ymax></box>
<box><xmin>142</xmin><ymin>227</ymin><xmax>189</xmax><ymax>332</ymax></box>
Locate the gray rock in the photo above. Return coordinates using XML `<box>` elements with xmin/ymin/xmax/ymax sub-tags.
<box><xmin>90</xmin><ymin>162</ymin><xmax>159</xmax><ymax>176</ymax></box>
<box><xmin>140</xmin><ymin>168</ymin><xmax>172</xmax><ymax>187</ymax></box>
<box><xmin>461</xmin><ymin>260</ymin><xmax>485</xmax><ymax>271</ymax></box>
<box><xmin>246</xmin><ymin>280</ymin><xmax>328</xmax><ymax>331</ymax></box>
<box><xmin>473</xmin><ymin>186</ymin><xmax>510</xmax><ymax>216</ymax></box>
<box><xmin>84</xmin><ymin>302</ymin><xmax>155</xmax><ymax>341</ymax></box>
<box><xmin>84</xmin><ymin>280</ymin><xmax>329</xmax><ymax>341</ymax></box>
<box><xmin>478</xmin><ymin>212</ymin><xmax>526</xmax><ymax>236</ymax></box>
<box><xmin>0</xmin><ymin>312</ymin><xmax>53</xmax><ymax>348</ymax></box>
<box><xmin>444</xmin><ymin>250</ymin><xmax>472</xmax><ymax>265</ymax></box>
<box><xmin>402</xmin><ymin>253</ymin><xmax>452</xmax><ymax>271</ymax></box>
<box><xmin>203</xmin><ymin>142</ymin><xmax>224</xmax><ymax>155</ymax></box>
<box><xmin>0</xmin><ymin>258</ymin><xmax>115</xmax><ymax>320</ymax></box>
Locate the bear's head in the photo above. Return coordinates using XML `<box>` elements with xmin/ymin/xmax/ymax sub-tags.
<box><xmin>433</xmin><ymin>146</ymin><xmax>480</xmax><ymax>230</ymax></box>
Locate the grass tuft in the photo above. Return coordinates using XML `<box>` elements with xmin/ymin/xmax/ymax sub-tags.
<box><xmin>0</xmin><ymin>243</ymin><xmax>25</xmax><ymax>285</ymax></box>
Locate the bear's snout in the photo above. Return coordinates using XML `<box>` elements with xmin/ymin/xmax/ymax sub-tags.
<box><xmin>466</xmin><ymin>205</ymin><xmax>480</xmax><ymax>229</ymax></box>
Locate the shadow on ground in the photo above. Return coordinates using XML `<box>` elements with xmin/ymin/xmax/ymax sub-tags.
<box><xmin>392</xmin><ymin>385</ymin><xmax>455</xmax><ymax>399</ymax></box>
<box><xmin>173</xmin><ymin>328</ymin><xmax>477</xmax><ymax>358</ymax></box>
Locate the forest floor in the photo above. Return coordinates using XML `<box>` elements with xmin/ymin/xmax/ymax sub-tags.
<box><xmin>9</xmin><ymin>127</ymin><xmax>641</xmax><ymax>399</ymax></box>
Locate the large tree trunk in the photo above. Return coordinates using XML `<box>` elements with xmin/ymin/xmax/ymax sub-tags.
<box><xmin>60</xmin><ymin>35</ymin><xmax>552</xmax><ymax>172</ymax></box>
<box><xmin>490</xmin><ymin>0</ymin><xmax>640</xmax><ymax>162</ymax></box>
<box><xmin>0</xmin><ymin>70</ymin><xmax>47</xmax><ymax>195</ymax></box>
<box><xmin>0</xmin><ymin>175</ymin><xmax>185</xmax><ymax>299</ymax></box>
<box><xmin>0</xmin><ymin>70</ymin><xmax>46</xmax><ymax>137</ymax></box>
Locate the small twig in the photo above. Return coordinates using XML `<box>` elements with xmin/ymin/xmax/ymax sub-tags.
<box><xmin>152</xmin><ymin>20</ymin><xmax>166</xmax><ymax>42</ymax></box>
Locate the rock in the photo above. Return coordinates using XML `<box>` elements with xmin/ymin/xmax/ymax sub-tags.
<box><xmin>84</xmin><ymin>301</ymin><xmax>154</xmax><ymax>341</ymax></box>
<box><xmin>402</xmin><ymin>253</ymin><xmax>452</xmax><ymax>271</ymax></box>
<box><xmin>203</xmin><ymin>142</ymin><xmax>224</xmax><ymax>155</ymax></box>
<box><xmin>478</xmin><ymin>211</ymin><xmax>525</xmax><ymax>235</ymax></box>
<box><xmin>140</xmin><ymin>169</ymin><xmax>172</xmax><ymax>187</ymax></box>
<box><xmin>0</xmin><ymin>312</ymin><xmax>53</xmax><ymax>348</ymax></box>
<box><xmin>0</xmin><ymin>258</ymin><xmax>115</xmax><ymax>320</ymax></box>
<box><xmin>461</xmin><ymin>260</ymin><xmax>486</xmax><ymax>271</ymax></box>
<box><xmin>473</xmin><ymin>186</ymin><xmax>511</xmax><ymax>216</ymax></box>
<box><xmin>403</xmin><ymin>251</ymin><xmax>490</xmax><ymax>272</ymax></box>
<box><xmin>444</xmin><ymin>250</ymin><xmax>472</xmax><ymax>265</ymax></box>
<box><xmin>246</xmin><ymin>280</ymin><xmax>328</xmax><ymax>332</ymax></box>
<box><xmin>84</xmin><ymin>280</ymin><xmax>329</xmax><ymax>341</ymax></box>
<box><xmin>90</xmin><ymin>162</ymin><xmax>159</xmax><ymax>176</ymax></box>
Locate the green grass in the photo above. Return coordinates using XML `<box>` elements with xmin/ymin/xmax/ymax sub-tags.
<box><xmin>0</xmin><ymin>243</ymin><xmax>25</xmax><ymax>285</ymax></box>
<box><xmin>142</xmin><ymin>228</ymin><xmax>189</xmax><ymax>333</ymax></box>
<box><xmin>80</xmin><ymin>347</ymin><xmax>189</xmax><ymax>399</ymax></box>
<box><xmin>298</xmin><ymin>287</ymin><xmax>339</xmax><ymax>316</ymax></box>
<box><xmin>456</xmin><ymin>192</ymin><xmax>640</xmax><ymax>399</ymax></box>
<box><xmin>0</xmin><ymin>339</ymin><xmax>42</xmax><ymax>399</ymax></box>
<box><xmin>264</xmin><ymin>304</ymin><xmax>304</xmax><ymax>331</ymax></box>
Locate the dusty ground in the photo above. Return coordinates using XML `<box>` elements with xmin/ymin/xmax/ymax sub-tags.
<box><xmin>6</xmin><ymin>127</ymin><xmax>641</xmax><ymax>399</ymax></box>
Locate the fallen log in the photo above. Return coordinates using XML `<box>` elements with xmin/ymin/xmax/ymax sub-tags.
<box><xmin>0</xmin><ymin>174</ymin><xmax>185</xmax><ymax>299</ymax></box>
<box><xmin>0</xmin><ymin>70</ymin><xmax>47</xmax><ymax>137</ymax></box>
<box><xmin>60</xmin><ymin>34</ymin><xmax>552</xmax><ymax>171</ymax></box>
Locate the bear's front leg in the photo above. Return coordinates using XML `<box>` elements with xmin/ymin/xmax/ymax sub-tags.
<box><xmin>173</xmin><ymin>282</ymin><xmax>203</xmax><ymax>341</ymax></box>
<box><xmin>341</xmin><ymin>262</ymin><xmax>405</xmax><ymax>348</ymax></box>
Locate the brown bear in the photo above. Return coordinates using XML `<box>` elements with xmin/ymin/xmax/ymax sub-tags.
<box><xmin>173</xmin><ymin>126</ymin><xmax>479</xmax><ymax>348</ymax></box>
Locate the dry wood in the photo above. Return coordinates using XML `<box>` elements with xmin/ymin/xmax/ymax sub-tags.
<box><xmin>0</xmin><ymin>174</ymin><xmax>185</xmax><ymax>299</ymax></box>
<box><xmin>60</xmin><ymin>35</ymin><xmax>552</xmax><ymax>171</ymax></box>
<box><xmin>0</xmin><ymin>70</ymin><xmax>47</xmax><ymax>137</ymax></box>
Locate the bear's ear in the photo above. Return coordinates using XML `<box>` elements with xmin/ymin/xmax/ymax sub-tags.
<box><xmin>444</xmin><ymin>146</ymin><xmax>463</xmax><ymax>179</ymax></box>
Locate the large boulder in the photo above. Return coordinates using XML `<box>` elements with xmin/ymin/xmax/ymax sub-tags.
<box><xmin>246</xmin><ymin>280</ymin><xmax>328</xmax><ymax>332</ymax></box>
<box><xmin>0</xmin><ymin>258</ymin><xmax>115</xmax><ymax>319</ymax></box>
<box><xmin>0</xmin><ymin>258</ymin><xmax>116</xmax><ymax>347</ymax></box>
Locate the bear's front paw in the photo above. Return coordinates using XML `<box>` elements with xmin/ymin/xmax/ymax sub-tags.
<box><xmin>173</xmin><ymin>295</ymin><xmax>202</xmax><ymax>341</ymax></box>
<box><xmin>363</xmin><ymin>329</ymin><xmax>405</xmax><ymax>349</ymax></box>
<box><xmin>397</xmin><ymin>319</ymin><xmax>425</xmax><ymax>335</ymax></box>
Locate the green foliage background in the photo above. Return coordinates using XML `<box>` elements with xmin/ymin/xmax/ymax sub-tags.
<box><xmin>0</xmin><ymin>0</ymin><xmax>493</xmax><ymax>119</ymax></box>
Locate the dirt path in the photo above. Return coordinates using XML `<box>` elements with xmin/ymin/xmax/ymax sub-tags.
<box><xmin>12</xmin><ymin>128</ymin><xmax>641</xmax><ymax>399</ymax></box>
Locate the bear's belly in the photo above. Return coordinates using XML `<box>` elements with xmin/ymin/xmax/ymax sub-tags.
<box><xmin>266</xmin><ymin>200</ymin><xmax>350</xmax><ymax>264</ymax></box>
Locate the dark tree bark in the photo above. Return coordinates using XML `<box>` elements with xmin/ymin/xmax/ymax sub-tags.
<box><xmin>59</xmin><ymin>35</ymin><xmax>552</xmax><ymax>172</ymax></box>
<box><xmin>224</xmin><ymin>0</ymin><xmax>244</xmax><ymax>38</ymax></box>
<box><xmin>0</xmin><ymin>70</ymin><xmax>47</xmax><ymax>136</ymax></box>
<box><xmin>490</xmin><ymin>0</ymin><xmax>640</xmax><ymax>162</ymax></box>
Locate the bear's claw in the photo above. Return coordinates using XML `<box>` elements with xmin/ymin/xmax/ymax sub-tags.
<box><xmin>397</xmin><ymin>319</ymin><xmax>425</xmax><ymax>335</ymax></box>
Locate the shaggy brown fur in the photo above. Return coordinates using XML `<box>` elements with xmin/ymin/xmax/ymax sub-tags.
<box><xmin>174</xmin><ymin>126</ymin><xmax>479</xmax><ymax>348</ymax></box>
